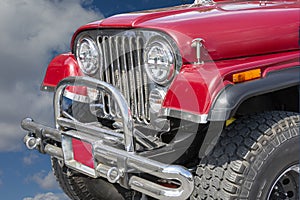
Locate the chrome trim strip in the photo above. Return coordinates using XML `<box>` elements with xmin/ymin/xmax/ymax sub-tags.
<box><xmin>159</xmin><ymin>108</ymin><xmax>208</xmax><ymax>124</ymax></box>
<box><xmin>63</xmin><ymin>90</ymin><xmax>90</xmax><ymax>103</ymax></box>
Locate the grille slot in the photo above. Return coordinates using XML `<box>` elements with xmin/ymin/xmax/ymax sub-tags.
<box><xmin>98</xmin><ymin>35</ymin><xmax>150</xmax><ymax>124</ymax></box>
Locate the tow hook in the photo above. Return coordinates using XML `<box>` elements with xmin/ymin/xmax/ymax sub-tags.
<box><xmin>96</xmin><ymin>164</ymin><xmax>122</xmax><ymax>184</ymax></box>
<box><xmin>24</xmin><ymin>134</ymin><xmax>41</xmax><ymax>150</ymax></box>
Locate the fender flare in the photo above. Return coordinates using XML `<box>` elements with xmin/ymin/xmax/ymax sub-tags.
<box><xmin>198</xmin><ymin>66</ymin><xmax>300</xmax><ymax>157</ymax></box>
<box><xmin>208</xmin><ymin>66</ymin><xmax>300</xmax><ymax>121</ymax></box>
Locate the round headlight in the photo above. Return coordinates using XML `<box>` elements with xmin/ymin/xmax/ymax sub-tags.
<box><xmin>149</xmin><ymin>89</ymin><xmax>166</xmax><ymax>113</ymax></box>
<box><xmin>76</xmin><ymin>37</ymin><xmax>101</xmax><ymax>75</ymax></box>
<box><xmin>145</xmin><ymin>38</ymin><xmax>176</xmax><ymax>85</ymax></box>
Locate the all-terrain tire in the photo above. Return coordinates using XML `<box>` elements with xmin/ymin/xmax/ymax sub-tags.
<box><xmin>191</xmin><ymin>111</ymin><xmax>299</xmax><ymax>200</ymax></box>
<box><xmin>51</xmin><ymin>157</ymin><xmax>134</xmax><ymax>200</ymax></box>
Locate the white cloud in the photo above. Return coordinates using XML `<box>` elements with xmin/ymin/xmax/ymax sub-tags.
<box><xmin>23</xmin><ymin>152</ymin><xmax>39</xmax><ymax>165</ymax></box>
<box><xmin>29</xmin><ymin>171</ymin><xmax>59</xmax><ymax>190</ymax></box>
<box><xmin>0</xmin><ymin>122</ymin><xmax>25</xmax><ymax>152</ymax></box>
<box><xmin>23</xmin><ymin>192</ymin><xmax>69</xmax><ymax>200</ymax></box>
<box><xmin>0</xmin><ymin>84</ymin><xmax>53</xmax><ymax>152</ymax></box>
<box><xmin>0</xmin><ymin>0</ymin><xmax>103</xmax><ymax>152</ymax></box>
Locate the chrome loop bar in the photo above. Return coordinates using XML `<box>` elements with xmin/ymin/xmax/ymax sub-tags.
<box><xmin>54</xmin><ymin>76</ymin><xmax>135</xmax><ymax>152</ymax></box>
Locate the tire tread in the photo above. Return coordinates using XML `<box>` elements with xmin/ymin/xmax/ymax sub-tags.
<box><xmin>192</xmin><ymin>111</ymin><xmax>300</xmax><ymax>200</ymax></box>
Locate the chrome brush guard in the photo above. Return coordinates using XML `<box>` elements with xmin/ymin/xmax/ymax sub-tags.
<box><xmin>21</xmin><ymin>76</ymin><xmax>194</xmax><ymax>200</ymax></box>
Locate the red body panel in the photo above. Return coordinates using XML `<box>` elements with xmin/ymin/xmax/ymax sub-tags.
<box><xmin>139</xmin><ymin>2</ymin><xmax>299</xmax><ymax>63</ymax></box>
<box><xmin>42</xmin><ymin>53</ymin><xmax>87</xmax><ymax>95</ymax></box>
<box><xmin>42</xmin><ymin>53</ymin><xmax>83</xmax><ymax>88</ymax></box>
<box><xmin>73</xmin><ymin>1</ymin><xmax>300</xmax><ymax>63</ymax></box>
<box><xmin>43</xmin><ymin>0</ymin><xmax>300</xmax><ymax>117</ymax></box>
<box><xmin>163</xmin><ymin>50</ymin><xmax>300</xmax><ymax>115</ymax></box>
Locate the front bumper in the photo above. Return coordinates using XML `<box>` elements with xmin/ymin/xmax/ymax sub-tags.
<box><xmin>21</xmin><ymin>76</ymin><xmax>194</xmax><ymax>200</ymax></box>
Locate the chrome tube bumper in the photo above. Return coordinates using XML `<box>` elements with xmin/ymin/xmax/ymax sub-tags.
<box><xmin>21</xmin><ymin>77</ymin><xmax>194</xmax><ymax>200</ymax></box>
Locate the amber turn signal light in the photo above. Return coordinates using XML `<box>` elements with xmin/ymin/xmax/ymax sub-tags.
<box><xmin>232</xmin><ymin>69</ymin><xmax>261</xmax><ymax>83</ymax></box>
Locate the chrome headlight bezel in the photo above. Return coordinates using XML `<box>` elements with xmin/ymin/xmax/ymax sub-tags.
<box><xmin>76</xmin><ymin>36</ymin><xmax>102</xmax><ymax>75</ymax></box>
<box><xmin>144</xmin><ymin>36</ymin><xmax>177</xmax><ymax>86</ymax></box>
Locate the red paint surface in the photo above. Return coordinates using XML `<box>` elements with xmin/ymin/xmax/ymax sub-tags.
<box><xmin>43</xmin><ymin>0</ymin><xmax>300</xmax><ymax>116</ymax></box>
<box><xmin>72</xmin><ymin>138</ymin><xmax>94</xmax><ymax>169</ymax></box>
<box><xmin>72</xmin><ymin>1</ymin><xmax>300</xmax><ymax>63</ymax></box>
<box><xmin>42</xmin><ymin>53</ymin><xmax>83</xmax><ymax>87</ymax></box>
<box><xmin>42</xmin><ymin>53</ymin><xmax>87</xmax><ymax>96</ymax></box>
<box><xmin>163</xmin><ymin>50</ymin><xmax>300</xmax><ymax>115</ymax></box>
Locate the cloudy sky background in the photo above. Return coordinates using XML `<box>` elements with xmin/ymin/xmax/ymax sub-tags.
<box><xmin>0</xmin><ymin>0</ymin><xmax>193</xmax><ymax>199</ymax></box>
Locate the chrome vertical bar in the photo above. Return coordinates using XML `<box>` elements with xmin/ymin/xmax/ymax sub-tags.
<box><xmin>99</xmin><ymin>36</ymin><xmax>108</xmax><ymax>116</ymax></box>
<box><xmin>115</xmin><ymin>36</ymin><xmax>123</xmax><ymax>118</ymax></box>
<box><xmin>143</xmin><ymin>71</ymin><xmax>150</xmax><ymax>123</ymax></box>
<box><xmin>108</xmin><ymin>36</ymin><xmax>117</xmax><ymax>117</ymax></box>
<box><xmin>136</xmin><ymin>37</ymin><xmax>145</xmax><ymax>122</ymax></box>
<box><xmin>129</xmin><ymin>37</ymin><xmax>138</xmax><ymax>119</ymax></box>
<box><xmin>121</xmin><ymin>37</ymin><xmax>130</xmax><ymax>104</ymax></box>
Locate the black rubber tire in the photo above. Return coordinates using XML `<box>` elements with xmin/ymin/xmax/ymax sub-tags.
<box><xmin>51</xmin><ymin>158</ymin><xmax>134</xmax><ymax>200</ymax></box>
<box><xmin>191</xmin><ymin>111</ymin><xmax>300</xmax><ymax>200</ymax></box>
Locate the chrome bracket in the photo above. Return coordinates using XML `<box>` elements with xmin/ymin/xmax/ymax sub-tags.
<box><xmin>191</xmin><ymin>38</ymin><xmax>204</xmax><ymax>64</ymax></box>
<box><xmin>193</xmin><ymin>0</ymin><xmax>215</xmax><ymax>6</ymax></box>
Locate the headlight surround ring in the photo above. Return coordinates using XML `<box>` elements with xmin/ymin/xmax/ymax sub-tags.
<box><xmin>76</xmin><ymin>36</ymin><xmax>102</xmax><ymax>75</ymax></box>
<box><xmin>144</xmin><ymin>36</ymin><xmax>176</xmax><ymax>86</ymax></box>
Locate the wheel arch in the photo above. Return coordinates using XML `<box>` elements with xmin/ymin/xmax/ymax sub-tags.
<box><xmin>208</xmin><ymin>66</ymin><xmax>300</xmax><ymax>121</ymax></box>
<box><xmin>198</xmin><ymin>66</ymin><xmax>300</xmax><ymax>158</ymax></box>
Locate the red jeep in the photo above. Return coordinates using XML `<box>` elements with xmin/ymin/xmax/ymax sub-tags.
<box><xmin>21</xmin><ymin>0</ymin><xmax>300</xmax><ymax>199</ymax></box>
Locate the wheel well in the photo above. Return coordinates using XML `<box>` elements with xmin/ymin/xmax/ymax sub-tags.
<box><xmin>235</xmin><ymin>86</ymin><xmax>299</xmax><ymax>116</ymax></box>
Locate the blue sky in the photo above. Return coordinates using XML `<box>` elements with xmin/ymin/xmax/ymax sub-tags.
<box><xmin>93</xmin><ymin>0</ymin><xmax>192</xmax><ymax>17</ymax></box>
<box><xmin>0</xmin><ymin>0</ymin><xmax>193</xmax><ymax>199</ymax></box>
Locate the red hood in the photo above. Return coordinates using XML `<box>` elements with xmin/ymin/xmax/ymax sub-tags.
<box><xmin>74</xmin><ymin>1</ymin><xmax>300</xmax><ymax>62</ymax></box>
<box><xmin>100</xmin><ymin>5</ymin><xmax>203</xmax><ymax>27</ymax></box>
<box><xmin>74</xmin><ymin>5</ymin><xmax>201</xmax><ymax>30</ymax></box>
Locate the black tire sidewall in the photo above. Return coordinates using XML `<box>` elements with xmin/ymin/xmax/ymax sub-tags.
<box><xmin>52</xmin><ymin>158</ymin><xmax>130</xmax><ymax>200</ymax></box>
<box><xmin>248</xmin><ymin>132</ymin><xmax>299</xmax><ymax>199</ymax></box>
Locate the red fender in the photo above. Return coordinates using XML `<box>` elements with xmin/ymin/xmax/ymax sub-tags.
<box><xmin>41</xmin><ymin>53</ymin><xmax>87</xmax><ymax>96</ymax></box>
